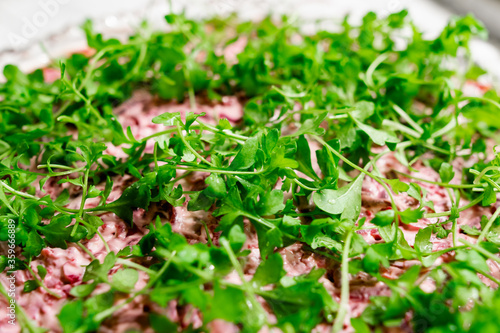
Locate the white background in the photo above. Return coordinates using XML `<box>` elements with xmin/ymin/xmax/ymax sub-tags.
<box><xmin>0</xmin><ymin>0</ymin><xmax>452</xmax><ymax>50</ymax></box>
<box><xmin>0</xmin><ymin>0</ymin><xmax>500</xmax><ymax>78</ymax></box>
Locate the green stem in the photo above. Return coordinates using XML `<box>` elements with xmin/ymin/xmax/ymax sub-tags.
<box><xmin>431</xmin><ymin>117</ymin><xmax>456</xmax><ymax>139</ymax></box>
<box><xmin>0</xmin><ymin>180</ymin><xmax>38</xmax><ymax>200</ymax></box>
<box><xmin>422</xmin><ymin>142</ymin><xmax>452</xmax><ymax>156</ymax></box>
<box><xmin>424</xmin><ymin>194</ymin><xmax>484</xmax><ymax>219</ymax></box>
<box><xmin>79</xmin><ymin>168</ymin><xmax>90</xmax><ymax>218</ymax></box>
<box><xmin>60</xmin><ymin>77</ymin><xmax>104</xmax><ymax>124</ymax></box>
<box><xmin>27</xmin><ymin>265</ymin><xmax>61</xmax><ymax>299</ymax></box>
<box><xmin>13</xmin><ymin>166</ymin><xmax>85</xmax><ymax>177</ymax></box>
<box><xmin>0</xmin><ymin>179</ymin><xmax>79</xmax><ymax>214</ymax></box>
<box><xmin>196</xmin><ymin>120</ymin><xmax>249</xmax><ymax>141</ymax></box>
<box><xmin>176</xmin><ymin>122</ymin><xmax>214</xmax><ymax>167</ymax></box>
<box><xmin>458</xmin><ymin>96</ymin><xmax>500</xmax><ymax>111</ymax></box>
<box><xmin>470</xmin><ymin>169</ymin><xmax>500</xmax><ymax>192</ymax></box>
<box><xmin>220</xmin><ymin>238</ymin><xmax>267</xmax><ymax>325</ymax></box>
<box><xmin>479</xmin><ymin>270</ymin><xmax>500</xmax><ymax>286</ymax></box>
<box><xmin>77</xmin><ymin>242</ymin><xmax>96</xmax><ymax>261</ymax></box>
<box><xmin>392</xmin><ymin>104</ymin><xmax>424</xmax><ymax>134</ymax></box>
<box><xmin>175</xmin><ymin>166</ymin><xmax>263</xmax><ymax>175</ymax></box>
<box><xmin>332</xmin><ymin>228</ymin><xmax>354</xmax><ymax>333</ymax></box>
<box><xmin>94</xmin><ymin>251</ymin><xmax>176</xmax><ymax>323</ymax></box>
<box><xmin>37</xmin><ymin>163</ymin><xmax>81</xmax><ymax>171</ymax></box>
<box><xmin>446</xmin><ymin>188</ymin><xmax>458</xmax><ymax>248</ymax></box>
<box><xmin>126</xmin><ymin>42</ymin><xmax>148</xmax><ymax>79</ymax></box>
<box><xmin>140</xmin><ymin>128</ymin><xmax>177</xmax><ymax>143</ymax></box>
<box><xmin>182</xmin><ymin>66</ymin><xmax>197</xmax><ymax>112</ymax></box>
<box><xmin>394</xmin><ymin>170</ymin><xmax>483</xmax><ymax>189</ymax></box>
<box><xmin>116</xmin><ymin>258</ymin><xmax>156</xmax><ymax>276</ymax></box>
<box><xmin>242</xmin><ymin>213</ymin><xmax>280</xmax><ymax>230</ymax></box>
<box><xmin>71</xmin><ymin>168</ymin><xmax>90</xmax><ymax>237</ymax></box>
<box><xmin>0</xmin><ymin>149</ymin><xmax>12</xmax><ymax>161</ymax></box>
<box><xmin>153</xmin><ymin>141</ymin><xmax>159</xmax><ymax>173</ymax></box>
<box><xmin>365</xmin><ymin>53</ymin><xmax>389</xmax><ymax>88</ymax></box>
<box><xmin>460</xmin><ymin>239</ymin><xmax>500</xmax><ymax>265</ymax></box>
<box><xmin>451</xmin><ymin>219</ymin><xmax>458</xmax><ymax>248</ymax></box>
<box><xmin>477</xmin><ymin>206</ymin><xmax>500</xmax><ymax>243</ymax></box>
<box><xmin>58</xmin><ymin>206</ymin><xmax>81</xmax><ymax>213</ymax></box>
<box><xmin>293</xmin><ymin>178</ymin><xmax>320</xmax><ymax>191</ymax></box>
<box><xmin>97</xmin><ymin>230</ymin><xmax>111</xmax><ymax>253</ymax></box>
<box><xmin>201</xmin><ymin>221</ymin><xmax>213</xmax><ymax>247</ymax></box>
<box><xmin>0</xmin><ymin>106</ymin><xmax>20</xmax><ymax>113</ymax></box>
<box><xmin>426</xmin><ymin>245</ymin><xmax>466</xmax><ymax>258</ymax></box>
<box><xmin>382</xmin><ymin>119</ymin><xmax>421</xmax><ymax>138</ymax></box>
<box><xmin>0</xmin><ymin>182</ymin><xmax>19</xmax><ymax>216</ymax></box>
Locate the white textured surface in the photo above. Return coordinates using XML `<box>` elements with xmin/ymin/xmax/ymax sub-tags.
<box><xmin>0</xmin><ymin>0</ymin><xmax>500</xmax><ymax>79</ymax></box>
<box><xmin>0</xmin><ymin>0</ymin><xmax>448</xmax><ymax>51</ymax></box>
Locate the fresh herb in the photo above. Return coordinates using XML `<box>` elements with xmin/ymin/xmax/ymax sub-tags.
<box><xmin>1</xmin><ymin>8</ymin><xmax>500</xmax><ymax>333</ymax></box>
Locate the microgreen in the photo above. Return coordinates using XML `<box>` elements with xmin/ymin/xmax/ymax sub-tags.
<box><xmin>1</xmin><ymin>9</ymin><xmax>499</xmax><ymax>333</ymax></box>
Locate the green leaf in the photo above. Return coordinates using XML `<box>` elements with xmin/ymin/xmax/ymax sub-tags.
<box><xmin>255</xmin><ymin>224</ymin><xmax>283</xmax><ymax>258</ymax></box>
<box><xmin>188</xmin><ymin>191</ymin><xmax>214</xmax><ymax>211</ymax></box>
<box><xmin>362</xmin><ymin>245</ymin><xmax>391</xmax><ymax>273</ymax></box>
<box><xmin>316</xmin><ymin>139</ymin><xmax>339</xmax><ymax>181</ymax></box>
<box><xmin>22</xmin><ymin>231</ymin><xmax>44</xmax><ymax>258</ymax></box>
<box><xmin>205</xmin><ymin>174</ymin><xmax>226</xmax><ymax>199</ymax></box>
<box><xmin>439</xmin><ymin>162</ymin><xmax>454</xmax><ymax>183</ymax></box>
<box><xmin>407</xmin><ymin>183</ymin><xmax>422</xmax><ymax>202</ymax></box>
<box><xmin>460</xmin><ymin>225</ymin><xmax>481</xmax><ymax>236</ymax></box>
<box><xmin>371</xmin><ymin>210</ymin><xmax>395</xmax><ymax>227</ymax></box>
<box><xmin>152</xmin><ymin>112</ymin><xmax>181</xmax><ymax>126</ymax></box>
<box><xmin>352</xmin><ymin>118</ymin><xmax>399</xmax><ymax>146</ymax></box>
<box><xmin>351</xmin><ymin>101</ymin><xmax>375</xmax><ymax>121</ymax></box>
<box><xmin>37</xmin><ymin>265</ymin><xmax>47</xmax><ymax>280</ymax></box>
<box><xmin>79</xmin><ymin>142</ymin><xmax>106</xmax><ymax>166</ymax></box>
<box><xmin>22</xmin><ymin>206</ymin><xmax>41</xmax><ymax>227</ymax></box>
<box><xmin>99</xmin><ymin>176</ymin><xmax>113</xmax><ymax>206</ymax></box>
<box><xmin>206</xmin><ymin>283</ymin><xmax>247</xmax><ymax>323</ymax></box>
<box><xmin>300</xmin><ymin>218</ymin><xmax>343</xmax><ymax>252</ymax></box>
<box><xmin>351</xmin><ymin>317</ymin><xmax>371</xmax><ymax>333</ymax></box>
<box><xmin>185</xmin><ymin>112</ymin><xmax>204</xmax><ymax>130</ymax></box>
<box><xmin>482</xmin><ymin>184</ymin><xmax>496</xmax><ymax>206</ymax></box>
<box><xmin>415</xmin><ymin>227</ymin><xmax>432</xmax><ymax>254</ymax></box>
<box><xmin>111</xmin><ymin>268</ymin><xmax>139</xmax><ymax>292</ymax></box>
<box><xmin>229</xmin><ymin>136</ymin><xmax>259</xmax><ymax>170</ymax></box>
<box><xmin>150</xmin><ymin>314</ymin><xmax>178</xmax><ymax>333</ymax></box>
<box><xmin>58</xmin><ymin>300</ymin><xmax>84</xmax><ymax>333</ymax></box>
<box><xmin>104</xmin><ymin>182</ymin><xmax>151</xmax><ymax>223</ymax></box>
<box><xmin>70</xmin><ymin>282</ymin><xmax>97</xmax><ymax>298</ymax></box>
<box><xmin>23</xmin><ymin>280</ymin><xmax>40</xmax><ymax>293</ymax></box>
<box><xmin>257</xmin><ymin>190</ymin><xmax>285</xmax><ymax>216</ymax></box>
<box><xmin>252</xmin><ymin>252</ymin><xmax>286</xmax><ymax>286</ymax></box>
<box><xmin>228</xmin><ymin>224</ymin><xmax>246</xmax><ymax>253</ymax></box>
<box><xmin>85</xmin><ymin>291</ymin><xmax>115</xmax><ymax>318</ymax></box>
<box><xmin>54</xmin><ymin>189</ymin><xmax>70</xmax><ymax>206</ymax></box>
<box><xmin>295</xmin><ymin>135</ymin><xmax>318</xmax><ymax>180</ymax></box>
<box><xmin>264</xmin><ymin>269</ymin><xmax>336</xmax><ymax>331</ymax></box>
<box><xmin>385</xmin><ymin>179</ymin><xmax>409</xmax><ymax>194</ymax></box>
<box><xmin>399</xmin><ymin>207</ymin><xmax>424</xmax><ymax>224</ymax></box>
<box><xmin>83</xmin><ymin>252</ymin><xmax>116</xmax><ymax>283</ymax></box>
<box><xmin>84</xmin><ymin>215</ymin><xmax>104</xmax><ymax>239</ymax></box>
<box><xmin>40</xmin><ymin>214</ymin><xmax>73</xmax><ymax>249</ymax></box>
<box><xmin>455</xmin><ymin>249</ymin><xmax>490</xmax><ymax>273</ymax></box>
<box><xmin>313</xmin><ymin>175</ymin><xmax>364</xmax><ymax>219</ymax></box>
<box><xmin>218</xmin><ymin>118</ymin><xmax>232</xmax><ymax>130</ymax></box>
<box><xmin>292</xmin><ymin>113</ymin><xmax>327</xmax><ymax>136</ymax></box>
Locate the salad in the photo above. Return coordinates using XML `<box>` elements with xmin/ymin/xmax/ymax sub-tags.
<box><xmin>1</xmin><ymin>9</ymin><xmax>500</xmax><ymax>333</ymax></box>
